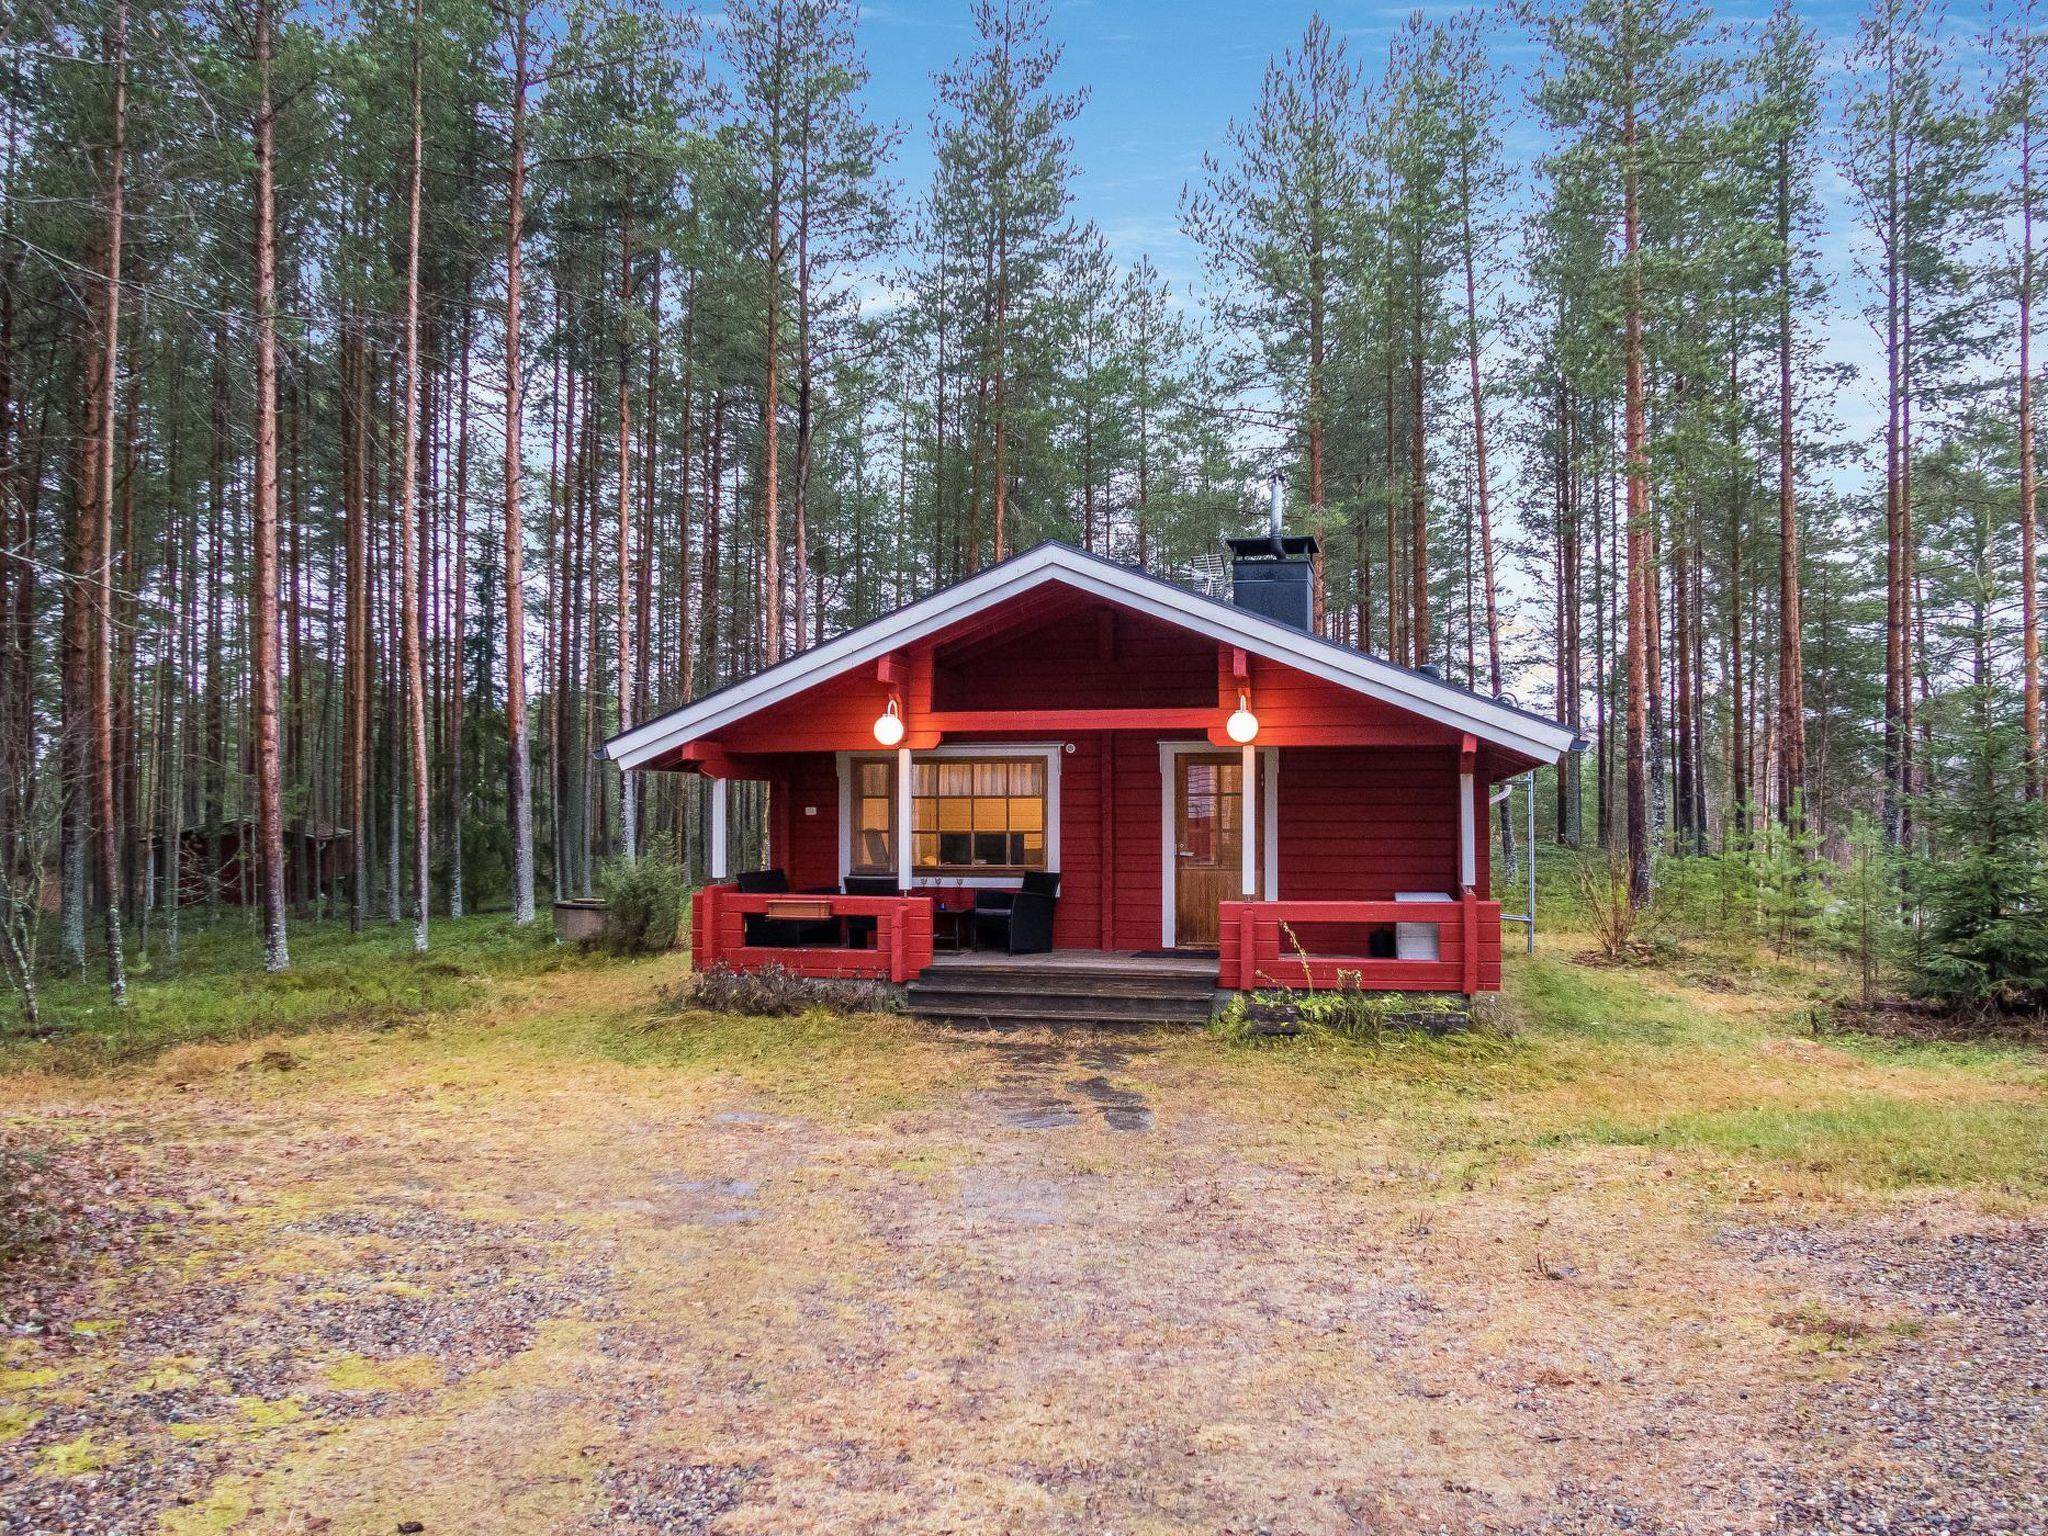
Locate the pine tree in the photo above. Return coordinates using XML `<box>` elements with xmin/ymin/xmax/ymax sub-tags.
<box><xmin>1183</xmin><ymin>14</ymin><xmax>1363</xmax><ymax>630</ymax></box>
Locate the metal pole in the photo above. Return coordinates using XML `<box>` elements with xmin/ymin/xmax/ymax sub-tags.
<box><xmin>1526</xmin><ymin>770</ymin><xmax>1537</xmax><ymax>953</ymax></box>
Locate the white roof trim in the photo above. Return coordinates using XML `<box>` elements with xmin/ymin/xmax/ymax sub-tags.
<box><xmin>604</xmin><ymin>543</ymin><xmax>1576</xmax><ymax>769</ymax></box>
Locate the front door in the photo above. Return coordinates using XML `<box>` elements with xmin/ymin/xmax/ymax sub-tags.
<box><xmin>1173</xmin><ymin>753</ymin><xmax>1244</xmax><ymax>948</ymax></box>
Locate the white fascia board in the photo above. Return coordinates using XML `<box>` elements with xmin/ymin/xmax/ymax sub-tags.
<box><xmin>607</xmin><ymin>544</ymin><xmax>1574</xmax><ymax>769</ymax></box>
<box><xmin>605</xmin><ymin>547</ymin><xmax>1070</xmax><ymax>767</ymax></box>
<box><xmin>1023</xmin><ymin>556</ymin><xmax>1573</xmax><ymax>762</ymax></box>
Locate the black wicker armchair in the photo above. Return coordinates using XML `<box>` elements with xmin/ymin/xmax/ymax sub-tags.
<box><xmin>971</xmin><ymin>871</ymin><xmax>1061</xmax><ymax>955</ymax></box>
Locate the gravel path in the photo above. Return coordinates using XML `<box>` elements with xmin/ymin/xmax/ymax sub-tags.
<box><xmin>1733</xmin><ymin>1220</ymin><xmax>2048</xmax><ymax>1536</ymax></box>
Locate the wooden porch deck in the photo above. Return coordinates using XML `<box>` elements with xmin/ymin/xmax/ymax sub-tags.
<box><xmin>923</xmin><ymin>950</ymin><xmax>1217</xmax><ymax>979</ymax></box>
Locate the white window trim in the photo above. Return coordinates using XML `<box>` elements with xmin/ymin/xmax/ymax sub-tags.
<box><xmin>1158</xmin><ymin>741</ymin><xmax>1279</xmax><ymax>949</ymax></box>
<box><xmin>835</xmin><ymin>743</ymin><xmax>1064</xmax><ymax>889</ymax></box>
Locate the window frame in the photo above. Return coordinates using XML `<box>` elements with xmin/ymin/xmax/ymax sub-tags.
<box><xmin>846</xmin><ymin>757</ymin><xmax>898</xmax><ymax>875</ymax></box>
<box><xmin>836</xmin><ymin>744</ymin><xmax>1063</xmax><ymax>887</ymax></box>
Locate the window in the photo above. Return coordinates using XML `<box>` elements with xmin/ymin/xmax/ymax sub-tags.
<box><xmin>850</xmin><ymin>759</ymin><xmax>895</xmax><ymax>873</ymax></box>
<box><xmin>913</xmin><ymin>757</ymin><xmax>1047</xmax><ymax>872</ymax></box>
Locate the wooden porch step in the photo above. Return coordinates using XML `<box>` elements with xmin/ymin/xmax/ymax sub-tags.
<box><xmin>911</xmin><ymin>1003</ymin><xmax>1212</xmax><ymax>1030</ymax></box>
<box><xmin>906</xmin><ymin>987</ymin><xmax>1213</xmax><ymax>1024</ymax></box>
<box><xmin>906</xmin><ymin>955</ymin><xmax>1218</xmax><ymax>1028</ymax></box>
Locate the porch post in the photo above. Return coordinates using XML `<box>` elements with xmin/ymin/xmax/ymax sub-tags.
<box><xmin>1241</xmin><ymin>742</ymin><xmax>1258</xmax><ymax>896</ymax></box>
<box><xmin>709</xmin><ymin>775</ymin><xmax>729</xmax><ymax>880</ymax></box>
<box><xmin>895</xmin><ymin>745</ymin><xmax>913</xmax><ymax>886</ymax></box>
<box><xmin>1458</xmin><ymin>769</ymin><xmax>1477</xmax><ymax>890</ymax></box>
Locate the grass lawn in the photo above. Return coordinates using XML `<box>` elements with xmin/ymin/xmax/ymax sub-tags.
<box><xmin>0</xmin><ymin>915</ymin><xmax>2042</xmax><ymax>1534</ymax></box>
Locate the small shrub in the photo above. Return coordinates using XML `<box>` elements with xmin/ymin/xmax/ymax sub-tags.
<box><xmin>1904</xmin><ymin>715</ymin><xmax>2048</xmax><ymax>1012</ymax></box>
<box><xmin>1820</xmin><ymin>814</ymin><xmax>1902</xmax><ymax>1008</ymax></box>
<box><xmin>677</xmin><ymin>962</ymin><xmax>898</xmax><ymax>1018</ymax></box>
<box><xmin>1577</xmin><ymin>852</ymin><xmax>1643</xmax><ymax>961</ymax></box>
<box><xmin>594</xmin><ymin>855</ymin><xmax>686</xmax><ymax>956</ymax></box>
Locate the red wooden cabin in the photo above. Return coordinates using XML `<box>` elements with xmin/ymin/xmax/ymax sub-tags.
<box><xmin>604</xmin><ymin>536</ymin><xmax>1574</xmax><ymax>997</ymax></box>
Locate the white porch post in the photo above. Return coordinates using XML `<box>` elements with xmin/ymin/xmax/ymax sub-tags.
<box><xmin>1458</xmin><ymin>768</ymin><xmax>1477</xmax><ymax>890</ymax></box>
<box><xmin>895</xmin><ymin>745</ymin><xmax>913</xmax><ymax>886</ymax></box>
<box><xmin>1241</xmin><ymin>742</ymin><xmax>1258</xmax><ymax>897</ymax></box>
<box><xmin>710</xmin><ymin>775</ymin><xmax>729</xmax><ymax>880</ymax></box>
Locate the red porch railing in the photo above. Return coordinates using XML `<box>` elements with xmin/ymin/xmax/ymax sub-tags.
<box><xmin>1217</xmin><ymin>895</ymin><xmax>1502</xmax><ymax>995</ymax></box>
<box><xmin>691</xmin><ymin>884</ymin><xmax>936</xmax><ymax>985</ymax></box>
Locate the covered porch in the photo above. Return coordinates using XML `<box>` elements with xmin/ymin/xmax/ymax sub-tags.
<box><xmin>686</xmin><ymin>722</ymin><xmax>1502</xmax><ymax>996</ymax></box>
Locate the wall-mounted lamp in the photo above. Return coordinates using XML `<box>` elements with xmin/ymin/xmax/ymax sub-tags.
<box><xmin>1225</xmin><ymin>691</ymin><xmax>1259</xmax><ymax>745</ymax></box>
<box><xmin>873</xmin><ymin>697</ymin><xmax>906</xmax><ymax>747</ymax></box>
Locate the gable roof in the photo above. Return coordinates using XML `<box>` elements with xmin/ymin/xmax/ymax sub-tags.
<box><xmin>604</xmin><ymin>541</ymin><xmax>1577</xmax><ymax>768</ymax></box>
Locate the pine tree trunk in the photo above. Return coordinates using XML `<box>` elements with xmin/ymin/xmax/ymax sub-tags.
<box><xmin>250</xmin><ymin>0</ymin><xmax>289</xmax><ymax>972</ymax></box>
<box><xmin>701</xmin><ymin>393</ymin><xmax>723</xmax><ymax>690</ymax></box>
<box><xmin>397</xmin><ymin>0</ymin><xmax>431</xmax><ymax>949</ymax></box>
<box><xmin>1775</xmin><ymin>134</ymin><xmax>1808</xmax><ymax>826</ymax></box>
<box><xmin>1409</xmin><ymin>244</ymin><xmax>1429</xmax><ymax>665</ymax></box>
<box><xmin>1623</xmin><ymin>85</ymin><xmax>1652</xmax><ymax>909</ymax></box>
<box><xmin>762</xmin><ymin>170</ymin><xmax>783</xmax><ymax>665</ymax></box>
<box><xmin>87</xmin><ymin>0</ymin><xmax>131</xmax><ymax>1001</ymax></box>
<box><xmin>615</xmin><ymin>201</ymin><xmax>637</xmax><ymax>860</ymax></box>
<box><xmin>2021</xmin><ymin>108</ymin><xmax>2041</xmax><ymax>798</ymax></box>
<box><xmin>448</xmin><ymin>297</ymin><xmax>471</xmax><ymax>913</ymax></box>
<box><xmin>504</xmin><ymin>10</ymin><xmax>535</xmax><ymax>922</ymax></box>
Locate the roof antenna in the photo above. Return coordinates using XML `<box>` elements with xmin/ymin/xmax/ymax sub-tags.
<box><xmin>1266</xmin><ymin>470</ymin><xmax>1286</xmax><ymax>553</ymax></box>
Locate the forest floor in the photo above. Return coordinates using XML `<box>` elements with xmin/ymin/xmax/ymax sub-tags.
<box><xmin>0</xmin><ymin>917</ymin><xmax>2044</xmax><ymax>1535</ymax></box>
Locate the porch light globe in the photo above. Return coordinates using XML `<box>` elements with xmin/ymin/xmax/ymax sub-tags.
<box><xmin>1225</xmin><ymin>704</ymin><xmax>1259</xmax><ymax>744</ymax></box>
<box><xmin>873</xmin><ymin>700</ymin><xmax>906</xmax><ymax>747</ymax></box>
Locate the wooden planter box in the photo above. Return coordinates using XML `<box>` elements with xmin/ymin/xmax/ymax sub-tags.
<box><xmin>553</xmin><ymin>899</ymin><xmax>610</xmax><ymax>944</ymax></box>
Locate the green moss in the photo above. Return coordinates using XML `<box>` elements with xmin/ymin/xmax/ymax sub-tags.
<box><xmin>37</xmin><ymin>1429</ymin><xmax>122</xmax><ymax>1476</ymax></box>
<box><xmin>232</xmin><ymin>1396</ymin><xmax>304</xmax><ymax>1431</ymax></box>
<box><xmin>0</xmin><ymin>1406</ymin><xmax>41</xmax><ymax>1445</ymax></box>
<box><xmin>157</xmin><ymin>1473</ymin><xmax>253</xmax><ymax>1535</ymax></box>
<box><xmin>322</xmin><ymin>1353</ymin><xmax>442</xmax><ymax>1392</ymax></box>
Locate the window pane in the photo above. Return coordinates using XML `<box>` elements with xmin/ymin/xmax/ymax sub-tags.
<box><xmin>937</xmin><ymin>797</ymin><xmax>971</xmax><ymax>832</ymax></box>
<box><xmin>912</xmin><ymin>797</ymin><xmax>935</xmax><ymax>832</ymax></box>
<box><xmin>973</xmin><ymin>761</ymin><xmax>1007</xmax><ymax>796</ymax></box>
<box><xmin>859</xmin><ymin>798</ymin><xmax>889</xmax><ymax>832</ymax></box>
<box><xmin>913</xmin><ymin>833</ymin><xmax>939</xmax><ymax>868</ymax></box>
<box><xmin>913</xmin><ymin>762</ymin><xmax>936</xmax><ymax>795</ymax></box>
<box><xmin>1009</xmin><ymin>796</ymin><xmax>1043</xmax><ymax>832</ymax></box>
<box><xmin>973</xmin><ymin>832</ymin><xmax>1007</xmax><ymax>866</ymax></box>
<box><xmin>1019</xmin><ymin>832</ymin><xmax>1045</xmax><ymax>866</ymax></box>
<box><xmin>857</xmin><ymin>830</ymin><xmax>891</xmax><ymax>867</ymax></box>
<box><xmin>1009</xmin><ymin>761</ymin><xmax>1043</xmax><ymax>797</ymax></box>
<box><xmin>859</xmin><ymin>761</ymin><xmax>891</xmax><ymax>797</ymax></box>
<box><xmin>938</xmin><ymin>832</ymin><xmax>971</xmax><ymax>865</ymax></box>
<box><xmin>938</xmin><ymin>762</ymin><xmax>973</xmax><ymax>797</ymax></box>
<box><xmin>972</xmin><ymin>796</ymin><xmax>1005</xmax><ymax>831</ymax></box>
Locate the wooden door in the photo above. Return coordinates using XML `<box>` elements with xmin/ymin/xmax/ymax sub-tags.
<box><xmin>1174</xmin><ymin>753</ymin><xmax>1243</xmax><ymax>948</ymax></box>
